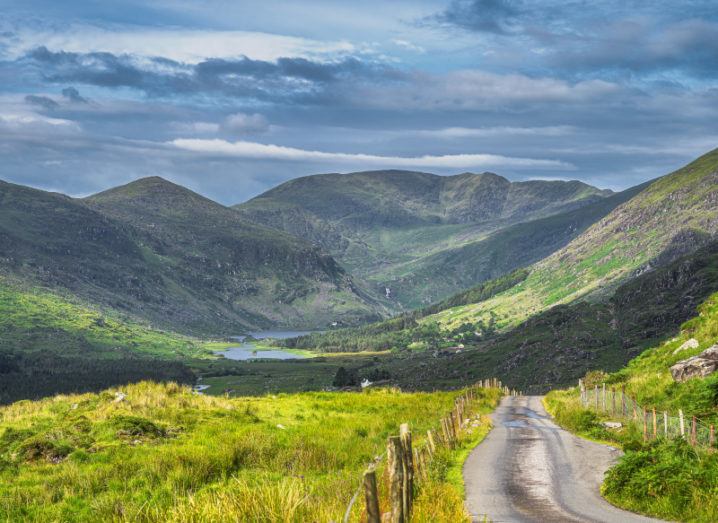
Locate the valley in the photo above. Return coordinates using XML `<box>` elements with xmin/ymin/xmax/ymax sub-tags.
<box><xmin>2</xmin><ymin>149</ymin><xmax>718</xmax><ymax>522</ymax></box>
<box><xmin>4</xmin><ymin>2</ymin><xmax>718</xmax><ymax>521</ymax></box>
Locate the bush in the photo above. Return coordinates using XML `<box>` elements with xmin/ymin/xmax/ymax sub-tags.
<box><xmin>17</xmin><ymin>436</ymin><xmax>73</xmax><ymax>462</ymax></box>
<box><xmin>332</xmin><ymin>367</ymin><xmax>359</xmax><ymax>387</ymax></box>
<box><xmin>112</xmin><ymin>415</ymin><xmax>167</xmax><ymax>438</ymax></box>
<box><xmin>603</xmin><ymin>438</ymin><xmax>718</xmax><ymax>521</ymax></box>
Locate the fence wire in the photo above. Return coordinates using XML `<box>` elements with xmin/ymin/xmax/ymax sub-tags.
<box><xmin>579</xmin><ymin>382</ymin><xmax>716</xmax><ymax>449</ymax></box>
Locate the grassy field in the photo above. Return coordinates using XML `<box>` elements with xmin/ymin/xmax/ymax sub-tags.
<box><xmin>0</xmin><ymin>381</ymin><xmax>501</xmax><ymax>522</ymax></box>
<box><xmin>544</xmin><ymin>290</ymin><xmax>718</xmax><ymax>522</ymax></box>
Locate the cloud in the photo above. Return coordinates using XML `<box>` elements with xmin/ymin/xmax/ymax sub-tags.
<box><xmin>391</xmin><ymin>39</ymin><xmax>425</xmax><ymax>53</ymax></box>
<box><xmin>7</xmin><ymin>26</ymin><xmax>357</xmax><ymax>64</ymax></box>
<box><xmin>413</xmin><ymin>125</ymin><xmax>575</xmax><ymax>138</ymax></box>
<box><xmin>24</xmin><ymin>47</ymin><xmax>397</xmax><ymax>103</ymax></box>
<box><xmin>0</xmin><ymin>111</ymin><xmax>79</xmax><ymax>132</ymax></box>
<box><xmin>24</xmin><ymin>94</ymin><xmax>59</xmax><ymax>109</ymax></box>
<box><xmin>170</xmin><ymin>121</ymin><xmax>220</xmax><ymax>134</ymax></box>
<box><xmin>22</xmin><ymin>46</ymin><xmax>621</xmax><ymax>111</ymax></box>
<box><xmin>61</xmin><ymin>86</ymin><xmax>88</xmax><ymax>103</ymax></box>
<box><xmin>350</xmin><ymin>70</ymin><xmax>620</xmax><ymax>110</ymax></box>
<box><xmin>551</xmin><ymin>18</ymin><xmax>718</xmax><ymax>78</ymax></box>
<box><xmin>169</xmin><ymin>138</ymin><xmax>573</xmax><ymax>170</ymax></box>
<box><xmin>221</xmin><ymin>112</ymin><xmax>269</xmax><ymax>136</ymax></box>
<box><xmin>434</xmin><ymin>0</ymin><xmax>520</xmax><ymax>34</ymax></box>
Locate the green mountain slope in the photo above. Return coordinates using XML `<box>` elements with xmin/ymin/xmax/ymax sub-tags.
<box><xmin>235</xmin><ymin>170</ymin><xmax>613</xmax><ymax>307</ymax></box>
<box><xmin>279</xmin><ymin>148</ymin><xmax>718</xmax><ymax>392</ymax></box>
<box><xmin>379</xmin><ymin>184</ymin><xmax>647</xmax><ymax>307</ymax></box>
<box><xmin>0</xmin><ymin>177</ymin><xmax>386</xmax><ymax>336</ymax></box>
<box><xmin>0</xmin><ymin>279</ymin><xmax>205</xmax><ymax>403</ymax></box>
<box><xmin>427</xmin><ymin>148</ymin><xmax>718</xmax><ymax>331</ymax></box>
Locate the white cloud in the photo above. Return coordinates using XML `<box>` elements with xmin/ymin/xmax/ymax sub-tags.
<box><xmin>413</xmin><ymin>125</ymin><xmax>576</xmax><ymax>138</ymax></box>
<box><xmin>391</xmin><ymin>39</ymin><xmax>425</xmax><ymax>53</ymax></box>
<box><xmin>171</xmin><ymin>121</ymin><xmax>220</xmax><ymax>134</ymax></box>
<box><xmin>349</xmin><ymin>71</ymin><xmax>621</xmax><ymax>110</ymax></box>
<box><xmin>170</xmin><ymin>138</ymin><xmax>573</xmax><ymax>169</ymax></box>
<box><xmin>6</xmin><ymin>25</ymin><xmax>357</xmax><ymax>63</ymax></box>
<box><xmin>0</xmin><ymin>112</ymin><xmax>80</xmax><ymax>132</ymax></box>
<box><xmin>222</xmin><ymin>113</ymin><xmax>269</xmax><ymax>135</ymax></box>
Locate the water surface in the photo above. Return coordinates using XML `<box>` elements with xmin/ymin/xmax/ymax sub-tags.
<box><xmin>217</xmin><ymin>330</ymin><xmax>314</xmax><ymax>361</ymax></box>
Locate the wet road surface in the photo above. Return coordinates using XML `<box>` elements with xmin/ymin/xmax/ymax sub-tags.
<box><xmin>463</xmin><ymin>395</ymin><xmax>664</xmax><ymax>523</ymax></box>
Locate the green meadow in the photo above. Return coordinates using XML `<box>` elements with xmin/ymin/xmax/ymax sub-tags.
<box><xmin>0</xmin><ymin>381</ymin><xmax>501</xmax><ymax>522</ymax></box>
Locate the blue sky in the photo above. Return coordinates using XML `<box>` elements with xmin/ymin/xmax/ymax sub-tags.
<box><xmin>1</xmin><ymin>0</ymin><xmax>717</xmax><ymax>203</ymax></box>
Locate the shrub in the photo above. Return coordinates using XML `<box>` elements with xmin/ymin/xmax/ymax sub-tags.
<box><xmin>603</xmin><ymin>438</ymin><xmax>718</xmax><ymax>521</ymax></box>
<box><xmin>111</xmin><ymin>415</ymin><xmax>167</xmax><ymax>438</ymax></box>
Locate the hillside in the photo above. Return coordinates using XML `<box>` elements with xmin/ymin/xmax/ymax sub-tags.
<box><xmin>236</xmin><ymin>170</ymin><xmax>613</xmax><ymax>307</ymax></box>
<box><xmin>544</xmin><ymin>286</ymin><xmax>718</xmax><ymax>522</ymax></box>
<box><xmin>426</xmin><ymin>148</ymin><xmax>718</xmax><ymax>331</ymax></box>
<box><xmin>0</xmin><ymin>279</ymin><xmax>207</xmax><ymax>403</ymax></box>
<box><xmin>278</xmin><ymin>149</ymin><xmax>718</xmax><ymax>392</ymax></box>
<box><xmin>0</xmin><ymin>177</ymin><xmax>386</xmax><ymax>336</ymax></box>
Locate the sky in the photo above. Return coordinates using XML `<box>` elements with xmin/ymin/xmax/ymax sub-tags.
<box><xmin>1</xmin><ymin>0</ymin><xmax>717</xmax><ymax>204</ymax></box>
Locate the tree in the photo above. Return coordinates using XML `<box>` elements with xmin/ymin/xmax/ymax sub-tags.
<box><xmin>332</xmin><ymin>366</ymin><xmax>359</xmax><ymax>387</ymax></box>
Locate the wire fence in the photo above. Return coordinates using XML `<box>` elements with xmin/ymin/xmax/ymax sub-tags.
<box><xmin>345</xmin><ymin>378</ymin><xmax>520</xmax><ymax>523</ymax></box>
<box><xmin>579</xmin><ymin>380</ymin><xmax>716</xmax><ymax>449</ymax></box>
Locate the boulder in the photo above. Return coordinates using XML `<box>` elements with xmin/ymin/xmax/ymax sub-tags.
<box><xmin>670</xmin><ymin>344</ymin><xmax>718</xmax><ymax>382</ymax></box>
<box><xmin>601</xmin><ymin>421</ymin><xmax>623</xmax><ymax>429</ymax></box>
<box><xmin>672</xmin><ymin>338</ymin><xmax>699</xmax><ymax>355</ymax></box>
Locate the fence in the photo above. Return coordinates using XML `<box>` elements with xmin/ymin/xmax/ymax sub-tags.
<box><xmin>579</xmin><ymin>380</ymin><xmax>716</xmax><ymax>449</ymax></box>
<box><xmin>345</xmin><ymin>378</ymin><xmax>520</xmax><ymax>523</ymax></box>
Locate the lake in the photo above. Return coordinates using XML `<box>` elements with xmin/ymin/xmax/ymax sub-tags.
<box><xmin>216</xmin><ymin>330</ymin><xmax>314</xmax><ymax>361</ymax></box>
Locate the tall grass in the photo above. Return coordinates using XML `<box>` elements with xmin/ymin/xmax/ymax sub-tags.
<box><xmin>545</xmin><ymin>290</ymin><xmax>718</xmax><ymax>522</ymax></box>
<box><xmin>0</xmin><ymin>381</ymin><xmax>499</xmax><ymax>522</ymax></box>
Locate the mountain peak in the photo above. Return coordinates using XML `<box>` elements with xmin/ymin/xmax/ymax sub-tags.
<box><xmin>86</xmin><ymin>175</ymin><xmax>219</xmax><ymax>208</ymax></box>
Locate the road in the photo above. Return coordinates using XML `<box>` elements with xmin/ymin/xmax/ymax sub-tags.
<box><xmin>464</xmin><ymin>395</ymin><xmax>663</xmax><ymax>523</ymax></box>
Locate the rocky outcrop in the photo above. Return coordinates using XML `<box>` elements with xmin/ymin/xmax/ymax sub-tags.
<box><xmin>673</xmin><ymin>338</ymin><xmax>699</xmax><ymax>355</ymax></box>
<box><xmin>670</xmin><ymin>344</ymin><xmax>718</xmax><ymax>382</ymax></box>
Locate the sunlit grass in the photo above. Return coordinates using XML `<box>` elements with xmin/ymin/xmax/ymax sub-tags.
<box><xmin>0</xmin><ymin>381</ymin><xmax>500</xmax><ymax>521</ymax></box>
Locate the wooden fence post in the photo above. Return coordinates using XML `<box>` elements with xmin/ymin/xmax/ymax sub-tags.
<box><xmin>363</xmin><ymin>469</ymin><xmax>381</xmax><ymax>523</ymax></box>
<box><xmin>663</xmin><ymin>411</ymin><xmax>668</xmax><ymax>438</ymax></box>
<box><xmin>652</xmin><ymin>408</ymin><xmax>657</xmax><ymax>439</ymax></box>
<box><xmin>642</xmin><ymin>409</ymin><xmax>648</xmax><ymax>441</ymax></box>
<box><xmin>621</xmin><ymin>386</ymin><xmax>626</xmax><ymax>416</ymax></box>
<box><xmin>602</xmin><ymin>383</ymin><xmax>606</xmax><ymax>411</ymax></box>
<box><xmin>679</xmin><ymin>409</ymin><xmax>685</xmax><ymax>438</ymax></box>
<box><xmin>399</xmin><ymin>423</ymin><xmax>413</xmax><ymax>521</ymax></box>
<box><xmin>632</xmin><ymin>398</ymin><xmax>637</xmax><ymax>421</ymax></box>
<box><xmin>594</xmin><ymin>385</ymin><xmax>599</xmax><ymax>411</ymax></box>
<box><xmin>611</xmin><ymin>387</ymin><xmax>616</xmax><ymax>414</ymax></box>
<box><xmin>691</xmin><ymin>416</ymin><xmax>697</xmax><ymax>446</ymax></box>
<box><xmin>427</xmin><ymin>430</ymin><xmax>436</xmax><ymax>456</ymax></box>
<box><xmin>387</xmin><ymin>436</ymin><xmax>405</xmax><ymax>523</ymax></box>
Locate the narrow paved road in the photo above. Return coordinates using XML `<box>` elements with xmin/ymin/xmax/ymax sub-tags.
<box><xmin>464</xmin><ymin>395</ymin><xmax>663</xmax><ymax>523</ymax></box>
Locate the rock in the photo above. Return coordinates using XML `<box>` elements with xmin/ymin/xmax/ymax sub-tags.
<box><xmin>276</xmin><ymin>424</ymin><xmax>286</xmax><ymax>430</ymax></box>
<box><xmin>670</xmin><ymin>344</ymin><xmax>718</xmax><ymax>382</ymax></box>
<box><xmin>601</xmin><ymin>421</ymin><xmax>622</xmax><ymax>429</ymax></box>
<box><xmin>672</xmin><ymin>338</ymin><xmax>699</xmax><ymax>355</ymax></box>
<box><xmin>113</xmin><ymin>392</ymin><xmax>127</xmax><ymax>402</ymax></box>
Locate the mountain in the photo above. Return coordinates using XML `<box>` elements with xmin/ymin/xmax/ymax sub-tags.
<box><xmin>0</xmin><ymin>177</ymin><xmax>386</xmax><ymax>336</ymax></box>
<box><xmin>278</xmin><ymin>148</ymin><xmax>718</xmax><ymax>391</ymax></box>
<box><xmin>427</xmin><ymin>148</ymin><xmax>718</xmax><ymax>333</ymax></box>
<box><xmin>235</xmin><ymin>170</ymin><xmax>613</xmax><ymax>307</ymax></box>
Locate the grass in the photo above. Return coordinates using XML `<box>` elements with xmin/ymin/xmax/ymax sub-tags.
<box><xmin>423</xmin><ymin>148</ymin><xmax>718</xmax><ymax>332</ymax></box>
<box><xmin>544</xmin><ymin>289</ymin><xmax>718</xmax><ymax>522</ymax></box>
<box><xmin>0</xmin><ymin>381</ymin><xmax>501</xmax><ymax>522</ymax></box>
<box><xmin>412</xmin><ymin>413</ymin><xmax>494</xmax><ymax>522</ymax></box>
<box><xmin>0</xmin><ymin>279</ymin><xmax>212</xmax><ymax>361</ymax></box>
